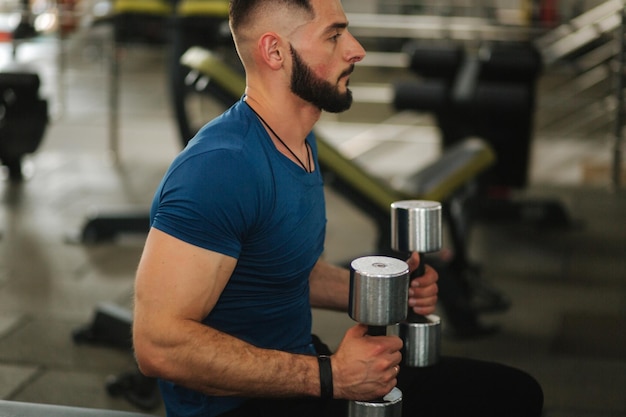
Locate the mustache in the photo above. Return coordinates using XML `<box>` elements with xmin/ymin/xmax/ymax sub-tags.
<box><xmin>339</xmin><ymin>64</ymin><xmax>355</xmax><ymax>79</ymax></box>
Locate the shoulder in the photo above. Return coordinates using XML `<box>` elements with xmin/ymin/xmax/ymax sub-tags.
<box><xmin>188</xmin><ymin>99</ymin><xmax>255</xmax><ymax>152</ymax></box>
<box><xmin>170</xmin><ymin>100</ymin><xmax>267</xmax><ymax>177</ymax></box>
<box><xmin>158</xmin><ymin>99</ymin><xmax>278</xmax><ymax>205</ymax></box>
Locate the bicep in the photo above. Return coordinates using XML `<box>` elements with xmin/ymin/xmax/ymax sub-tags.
<box><xmin>134</xmin><ymin>227</ymin><xmax>237</xmax><ymax>327</ymax></box>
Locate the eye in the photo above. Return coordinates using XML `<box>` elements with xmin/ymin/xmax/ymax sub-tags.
<box><xmin>330</xmin><ymin>31</ymin><xmax>342</xmax><ymax>42</ymax></box>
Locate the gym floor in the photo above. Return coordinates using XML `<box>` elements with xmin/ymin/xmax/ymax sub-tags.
<box><xmin>0</xmin><ymin>20</ymin><xmax>625</xmax><ymax>417</ymax></box>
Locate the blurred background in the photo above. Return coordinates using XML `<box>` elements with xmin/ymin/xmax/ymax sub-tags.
<box><xmin>0</xmin><ymin>0</ymin><xmax>624</xmax><ymax>416</ymax></box>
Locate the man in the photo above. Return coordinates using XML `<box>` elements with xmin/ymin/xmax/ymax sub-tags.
<box><xmin>133</xmin><ymin>0</ymin><xmax>544</xmax><ymax>416</ymax></box>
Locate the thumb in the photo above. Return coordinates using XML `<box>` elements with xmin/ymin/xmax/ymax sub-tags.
<box><xmin>406</xmin><ymin>252</ymin><xmax>421</xmax><ymax>273</ymax></box>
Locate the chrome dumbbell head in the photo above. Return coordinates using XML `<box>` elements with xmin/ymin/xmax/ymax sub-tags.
<box><xmin>390</xmin><ymin>200</ymin><xmax>442</xmax><ymax>254</ymax></box>
<box><xmin>399</xmin><ymin>314</ymin><xmax>441</xmax><ymax>367</ymax></box>
<box><xmin>349</xmin><ymin>256</ymin><xmax>409</xmax><ymax>327</ymax></box>
<box><xmin>348</xmin><ymin>387</ymin><xmax>403</xmax><ymax>417</ymax></box>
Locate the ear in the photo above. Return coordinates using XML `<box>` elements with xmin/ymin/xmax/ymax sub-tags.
<box><xmin>258</xmin><ymin>32</ymin><xmax>284</xmax><ymax>70</ymax></box>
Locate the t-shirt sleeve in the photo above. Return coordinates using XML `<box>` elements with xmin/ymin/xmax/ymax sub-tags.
<box><xmin>151</xmin><ymin>148</ymin><xmax>266</xmax><ymax>259</ymax></box>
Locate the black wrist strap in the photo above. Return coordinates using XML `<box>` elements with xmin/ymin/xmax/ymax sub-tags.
<box><xmin>318</xmin><ymin>355</ymin><xmax>333</xmax><ymax>399</ymax></box>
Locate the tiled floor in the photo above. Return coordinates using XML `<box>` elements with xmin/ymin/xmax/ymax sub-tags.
<box><xmin>0</xmin><ymin>20</ymin><xmax>625</xmax><ymax>417</ymax></box>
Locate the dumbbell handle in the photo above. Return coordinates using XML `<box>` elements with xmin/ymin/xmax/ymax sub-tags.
<box><xmin>362</xmin><ymin>325</ymin><xmax>390</xmax><ymax>405</ymax></box>
<box><xmin>367</xmin><ymin>325</ymin><xmax>388</xmax><ymax>336</ymax></box>
<box><xmin>406</xmin><ymin>254</ymin><xmax>427</xmax><ymax>322</ymax></box>
<box><xmin>400</xmin><ymin>252</ymin><xmax>441</xmax><ymax>368</ymax></box>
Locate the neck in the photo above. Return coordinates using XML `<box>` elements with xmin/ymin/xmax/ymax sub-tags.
<box><xmin>244</xmin><ymin>87</ymin><xmax>320</xmax><ymax>142</ymax></box>
<box><xmin>244</xmin><ymin>95</ymin><xmax>315</xmax><ymax>173</ymax></box>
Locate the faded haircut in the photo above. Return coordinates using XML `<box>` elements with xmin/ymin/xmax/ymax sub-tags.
<box><xmin>229</xmin><ymin>0</ymin><xmax>314</xmax><ymax>34</ymax></box>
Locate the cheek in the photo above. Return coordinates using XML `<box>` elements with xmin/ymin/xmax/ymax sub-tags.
<box><xmin>307</xmin><ymin>53</ymin><xmax>334</xmax><ymax>78</ymax></box>
<box><xmin>318</xmin><ymin>66</ymin><xmax>332</xmax><ymax>79</ymax></box>
<box><xmin>315</xmin><ymin>63</ymin><xmax>338</xmax><ymax>81</ymax></box>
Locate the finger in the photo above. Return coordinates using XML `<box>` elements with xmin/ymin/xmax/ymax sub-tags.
<box><xmin>409</xmin><ymin>265</ymin><xmax>438</xmax><ymax>288</ymax></box>
<box><xmin>380</xmin><ymin>335</ymin><xmax>404</xmax><ymax>353</ymax></box>
<box><xmin>409</xmin><ymin>292</ymin><xmax>438</xmax><ymax>306</ymax></box>
<box><xmin>412</xmin><ymin>300</ymin><xmax>438</xmax><ymax>312</ymax></box>
<box><xmin>389</xmin><ymin>365</ymin><xmax>400</xmax><ymax>380</ymax></box>
<box><xmin>409</xmin><ymin>295</ymin><xmax>438</xmax><ymax>315</ymax></box>
<box><xmin>387</xmin><ymin>365</ymin><xmax>400</xmax><ymax>388</ymax></box>
<box><xmin>409</xmin><ymin>282</ymin><xmax>439</xmax><ymax>299</ymax></box>
<box><xmin>349</xmin><ymin>323</ymin><xmax>370</xmax><ymax>337</ymax></box>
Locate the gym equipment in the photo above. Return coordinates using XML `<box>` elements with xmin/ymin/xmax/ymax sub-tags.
<box><xmin>80</xmin><ymin>210</ymin><xmax>151</xmax><ymax>244</ymax></box>
<box><xmin>110</xmin><ymin>0</ymin><xmax>173</xmax><ymax>45</ymax></box>
<box><xmin>81</xmin><ymin>0</ymin><xmax>231</xmax><ymax>241</ymax></box>
<box><xmin>349</xmin><ymin>388</ymin><xmax>403</xmax><ymax>417</ymax></box>
<box><xmin>390</xmin><ymin>200</ymin><xmax>442</xmax><ymax>367</ymax></box>
<box><xmin>534</xmin><ymin>0</ymin><xmax>623</xmax><ymax>66</ymax></box>
<box><xmin>395</xmin><ymin>41</ymin><xmax>542</xmax><ymax>190</ymax></box>
<box><xmin>534</xmin><ymin>0</ymin><xmax>625</xmax><ymax>190</ymax></box>
<box><xmin>349</xmin><ymin>256</ymin><xmax>409</xmax><ymax>333</ymax></box>
<box><xmin>105</xmin><ymin>371</ymin><xmax>161</xmax><ymax>412</ymax></box>
<box><xmin>395</xmin><ymin>40</ymin><xmax>573</xmax><ymax>228</ymax></box>
<box><xmin>104</xmin><ymin>0</ymin><xmax>174</xmax><ymax>162</ymax></box>
<box><xmin>0</xmin><ymin>65</ymin><xmax>48</xmax><ymax>181</ymax></box>
<box><xmin>73</xmin><ymin>302</ymin><xmax>133</xmax><ymax>349</ymax></box>
<box><xmin>346</xmin><ymin>13</ymin><xmax>539</xmax><ymax>44</ymax></box>
<box><xmin>12</xmin><ymin>0</ymin><xmax>37</xmax><ymax>38</ymax></box>
<box><xmin>72</xmin><ymin>301</ymin><xmax>161</xmax><ymax>411</ymax></box>
<box><xmin>348</xmin><ymin>256</ymin><xmax>408</xmax><ymax>417</ymax></box>
<box><xmin>104</xmin><ymin>0</ymin><xmax>231</xmax><ymax>159</ymax></box>
<box><xmin>0</xmin><ymin>400</ymin><xmax>158</xmax><ymax>417</ymax></box>
<box><xmin>168</xmin><ymin>0</ymin><xmax>232</xmax><ymax>145</ymax></box>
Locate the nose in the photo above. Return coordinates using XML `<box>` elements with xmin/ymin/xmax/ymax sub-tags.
<box><xmin>345</xmin><ymin>31</ymin><xmax>366</xmax><ymax>64</ymax></box>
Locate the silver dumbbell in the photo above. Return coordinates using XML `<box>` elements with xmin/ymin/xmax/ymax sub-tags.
<box><xmin>348</xmin><ymin>256</ymin><xmax>408</xmax><ymax>417</ymax></box>
<box><xmin>391</xmin><ymin>200</ymin><xmax>443</xmax><ymax>368</ymax></box>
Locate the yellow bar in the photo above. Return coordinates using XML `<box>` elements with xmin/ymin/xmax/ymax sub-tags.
<box><xmin>177</xmin><ymin>0</ymin><xmax>229</xmax><ymax>17</ymax></box>
<box><xmin>114</xmin><ymin>0</ymin><xmax>173</xmax><ymax>15</ymax></box>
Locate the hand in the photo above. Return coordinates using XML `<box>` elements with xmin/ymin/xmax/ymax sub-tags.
<box><xmin>331</xmin><ymin>324</ymin><xmax>403</xmax><ymax>401</ymax></box>
<box><xmin>405</xmin><ymin>252</ymin><xmax>438</xmax><ymax>316</ymax></box>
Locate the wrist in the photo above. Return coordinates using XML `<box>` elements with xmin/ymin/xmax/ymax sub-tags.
<box><xmin>318</xmin><ymin>355</ymin><xmax>333</xmax><ymax>399</ymax></box>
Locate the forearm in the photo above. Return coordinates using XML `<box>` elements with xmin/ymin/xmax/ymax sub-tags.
<box><xmin>134</xmin><ymin>318</ymin><xmax>320</xmax><ymax>398</ymax></box>
<box><xmin>309</xmin><ymin>259</ymin><xmax>350</xmax><ymax>311</ymax></box>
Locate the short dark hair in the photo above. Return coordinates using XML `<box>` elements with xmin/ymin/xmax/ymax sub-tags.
<box><xmin>229</xmin><ymin>0</ymin><xmax>314</xmax><ymax>33</ymax></box>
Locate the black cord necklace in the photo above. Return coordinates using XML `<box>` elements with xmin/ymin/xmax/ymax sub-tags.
<box><xmin>245</xmin><ymin>101</ymin><xmax>311</xmax><ymax>173</ymax></box>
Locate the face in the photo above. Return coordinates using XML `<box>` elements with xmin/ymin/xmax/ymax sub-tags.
<box><xmin>290</xmin><ymin>44</ymin><xmax>354</xmax><ymax>113</ymax></box>
<box><xmin>287</xmin><ymin>0</ymin><xmax>365</xmax><ymax>113</ymax></box>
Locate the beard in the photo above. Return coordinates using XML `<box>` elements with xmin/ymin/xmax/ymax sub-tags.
<box><xmin>289</xmin><ymin>45</ymin><xmax>354</xmax><ymax>113</ymax></box>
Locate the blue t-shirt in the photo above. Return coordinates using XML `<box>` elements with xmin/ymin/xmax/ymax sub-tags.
<box><xmin>150</xmin><ymin>98</ymin><xmax>327</xmax><ymax>417</ymax></box>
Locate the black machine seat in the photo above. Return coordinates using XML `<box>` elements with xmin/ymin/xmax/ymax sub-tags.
<box><xmin>0</xmin><ymin>64</ymin><xmax>48</xmax><ymax>180</ymax></box>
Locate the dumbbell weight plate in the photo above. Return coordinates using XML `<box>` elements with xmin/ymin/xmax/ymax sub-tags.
<box><xmin>348</xmin><ymin>387</ymin><xmax>403</xmax><ymax>417</ymax></box>
<box><xmin>399</xmin><ymin>314</ymin><xmax>441</xmax><ymax>367</ymax></box>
